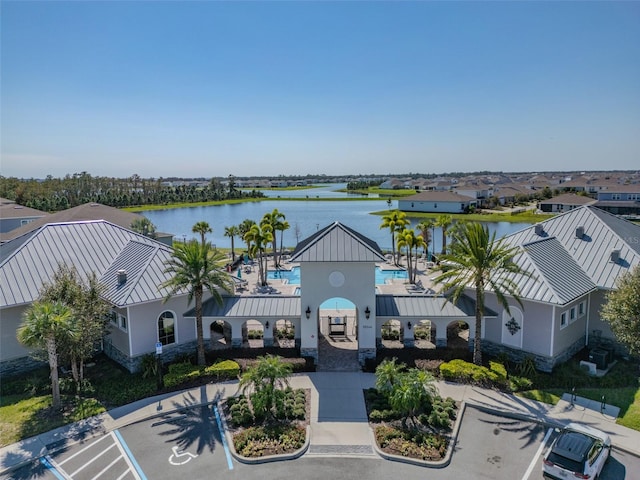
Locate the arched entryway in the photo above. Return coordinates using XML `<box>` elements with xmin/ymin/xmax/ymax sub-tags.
<box><xmin>316</xmin><ymin>296</ymin><xmax>361</xmax><ymax>371</ymax></box>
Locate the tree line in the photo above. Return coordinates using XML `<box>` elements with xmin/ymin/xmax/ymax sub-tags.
<box><xmin>0</xmin><ymin>172</ymin><xmax>265</xmax><ymax>212</ymax></box>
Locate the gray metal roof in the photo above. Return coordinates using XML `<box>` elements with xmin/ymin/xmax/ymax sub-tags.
<box><xmin>375</xmin><ymin>294</ymin><xmax>495</xmax><ymax>318</ymax></box>
<box><xmin>290</xmin><ymin>221</ymin><xmax>386</xmax><ymax>263</ymax></box>
<box><xmin>520</xmin><ymin>238</ymin><xmax>596</xmax><ymax>304</ymax></box>
<box><xmin>0</xmin><ymin>220</ymin><xmax>176</xmax><ymax>307</ymax></box>
<box><xmin>503</xmin><ymin>206</ymin><xmax>640</xmax><ymax>303</ymax></box>
<box><xmin>192</xmin><ymin>294</ymin><xmax>487</xmax><ymax>320</ymax></box>
<box><xmin>191</xmin><ymin>295</ymin><xmax>302</xmax><ymax>318</ymax></box>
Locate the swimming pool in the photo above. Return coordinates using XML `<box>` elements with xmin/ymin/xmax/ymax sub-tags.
<box><xmin>268</xmin><ymin>266</ymin><xmax>407</xmax><ymax>285</ymax></box>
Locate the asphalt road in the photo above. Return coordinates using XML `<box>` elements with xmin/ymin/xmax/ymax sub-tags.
<box><xmin>4</xmin><ymin>407</ymin><xmax>640</xmax><ymax>480</ymax></box>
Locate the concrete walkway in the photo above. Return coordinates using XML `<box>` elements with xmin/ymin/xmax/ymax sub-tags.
<box><xmin>1</xmin><ymin>372</ymin><xmax>639</xmax><ymax>475</ymax></box>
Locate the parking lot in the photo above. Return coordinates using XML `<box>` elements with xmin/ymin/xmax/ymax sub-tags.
<box><xmin>4</xmin><ymin>407</ymin><xmax>639</xmax><ymax>480</ymax></box>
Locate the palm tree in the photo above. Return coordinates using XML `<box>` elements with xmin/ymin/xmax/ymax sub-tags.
<box><xmin>277</xmin><ymin>220</ymin><xmax>290</xmax><ymax>265</ymax></box>
<box><xmin>415</xmin><ymin>220</ymin><xmax>433</xmax><ymax>260</ymax></box>
<box><xmin>224</xmin><ymin>225</ymin><xmax>240</xmax><ymax>262</ymax></box>
<box><xmin>244</xmin><ymin>223</ymin><xmax>273</xmax><ymax>286</ymax></box>
<box><xmin>17</xmin><ymin>301</ymin><xmax>74</xmax><ymax>409</ymax></box>
<box><xmin>380</xmin><ymin>210</ymin><xmax>409</xmax><ymax>265</ymax></box>
<box><xmin>162</xmin><ymin>240</ymin><xmax>233</xmax><ymax>366</ymax></box>
<box><xmin>238</xmin><ymin>354</ymin><xmax>293</xmax><ymax>421</ymax></box>
<box><xmin>435</xmin><ymin>214</ymin><xmax>453</xmax><ymax>255</ymax></box>
<box><xmin>375</xmin><ymin>357</ymin><xmax>404</xmax><ymax>395</ymax></box>
<box><xmin>388</xmin><ymin>369</ymin><xmax>437</xmax><ymax>429</ymax></box>
<box><xmin>238</xmin><ymin>219</ymin><xmax>256</xmax><ymax>256</ymax></box>
<box><xmin>397</xmin><ymin>228</ymin><xmax>425</xmax><ymax>284</ymax></box>
<box><xmin>192</xmin><ymin>221</ymin><xmax>212</xmax><ymax>247</ymax></box>
<box><xmin>261</xmin><ymin>209</ymin><xmax>286</xmax><ymax>267</ymax></box>
<box><xmin>432</xmin><ymin>222</ymin><xmax>528</xmax><ymax>365</ymax></box>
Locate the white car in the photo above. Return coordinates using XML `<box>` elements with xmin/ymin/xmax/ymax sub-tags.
<box><xmin>542</xmin><ymin>423</ymin><xmax>611</xmax><ymax>479</ymax></box>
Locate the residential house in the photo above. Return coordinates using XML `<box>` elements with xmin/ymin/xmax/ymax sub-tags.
<box><xmin>595</xmin><ymin>185</ymin><xmax>640</xmax><ymax>217</ymax></box>
<box><xmin>538</xmin><ymin>193</ymin><xmax>597</xmax><ymax>213</ymax></box>
<box><xmin>398</xmin><ymin>191</ymin><xmax>477</xmax><ymax>213</ymax></box>
<box><xmin>0</xmin><ymin>203</ymin><xmax>173</xmax><ymax>246</ymax></box>
<box><xmin>0</xmin><ymin>198</ymin><xmax>48</xmax><ymax>234</ymax></box>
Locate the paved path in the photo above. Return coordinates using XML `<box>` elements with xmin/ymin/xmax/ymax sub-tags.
<box><xmin>1</xmin><ymin>372</ymin><xmax>639</xmax><ymax>475</ymax></box>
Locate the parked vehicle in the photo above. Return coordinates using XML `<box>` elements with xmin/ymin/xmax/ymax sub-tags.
<box><xmin>542</xmin><ymin>423</ymin><xmax>611</xmax><ymax>479</ymax></box>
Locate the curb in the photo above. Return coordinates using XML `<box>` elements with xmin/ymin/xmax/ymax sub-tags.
<box><xmin>371</xmin><ymin>400</ymin><xmax>467</xmax><ymax>468</ymax></box>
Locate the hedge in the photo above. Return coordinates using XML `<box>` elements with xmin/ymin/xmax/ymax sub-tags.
<box><xmin>163</xmin><ymin>360</ymin><xmax>241</xmax><ymax>389</ymax></box>
<box><xmin>439</xmin><ymin>359</ymin><xmax>508</xmax><ymax>388</ymax></box>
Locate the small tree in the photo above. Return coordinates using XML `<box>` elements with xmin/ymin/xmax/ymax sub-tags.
<box><xmin>17</xmin><ymin>301</ymin><xmax>74</xmax><ymax>410</ymax></box>
<box><xmin>238</xmin><ymin>355</ymin><xmax>293</xmax><ymax>422</ymax></box>
<box><xmin>40</xmin><ymin>265</ymin><xmax>110</xmax><ymax>384</ymax></box>
<box><xmin>130</xmin><ymin>217</ymin><xmax>157</xmax><ymax>238</ymax></box>
<box><xmin>601</xmin><ymin>266</ymin><xmax>640</xmax><ymax>356</ymax></box>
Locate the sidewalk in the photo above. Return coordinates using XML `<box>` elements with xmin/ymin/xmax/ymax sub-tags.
<box><xmin>1</xmin><ymin>372</ymin><xmax>639</xmax><ymax>475</ymax></box>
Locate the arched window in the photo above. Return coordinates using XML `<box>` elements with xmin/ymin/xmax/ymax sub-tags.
<box><xmin>158</xmin><ymin>311</ymin><xmax>176</xmax><ymax>345</ymax></box>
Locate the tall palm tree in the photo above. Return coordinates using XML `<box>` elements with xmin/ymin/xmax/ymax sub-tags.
<box><xmin>432</xmin><ymin>222</ymin><xmax>528</xmax><ymax>365</ymax></box>
<box><xmin>238</xmin><ymin>219</ymin><xmax>256</xmax><ymax>256</ymax></box>
<box><xmin>224</xmin><ymin>225</ymin><xmax>240</xmax><ymax>262</ymax></box>
<box><xmin>244</xmin><ymin>223</ymin><xmax>273</xmax><ymax>286</ymax></box>
<box><xmin>277</xmin><ymin>220</ymin><xmax>290</xmax><ymax>265</ymax></box>
<box><xmin>192</xmin><ymin>221</ymin><xmax>212</xmax><ymax>247</ymax></box>
<box><xmin>435</xmin><ymin>214</ymin><xmax>453</xmax><ymax>255</ymax></box>
<box><xmin>261</xmin><ymin>209</ymin><xmax>286</xmax><ymax>267</ymax></box>
<box><xmin>162</xmin><ymin>240</ymin><xmax>233</xmax><ymax>366</ymax></box>
<box><xmin>415</xmin><ymin>220</ymin><xmax>434</xmax><ymax>260</ymax></box>
<box><xmin>380</xmin><ymin>210</ymin><xmax>409</xmax><ymax>265</ymax></box>
<box><xmin>397</xmin><ymin>228</ymin><xmax>425</xmax><ymax>284</ymax></box>
<box><xmin>17</xmin><ymin>301</ymin><xmax>74</xmax><ymax>409</ymax></box>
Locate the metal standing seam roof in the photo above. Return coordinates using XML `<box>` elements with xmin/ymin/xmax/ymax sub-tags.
<box><xmin>376</xmin><ymin>294</ymin><xmax>496</xmax><ymax>318</ymax></box>
<box><xmin>0</xmin><ymin>220</ymin><xmax>176</xmax><ymax>307</ymax></box>
<box><xmin>502</xmin><ymin>206</ymin><xmax>640</xmax><ymax>303</ymax></box>
<box><xmin>192</xmin><ymin>294</ymin><xmax>490</xmax><ymax>320</ymax></box>
<box><xmin>187</xmin><ymin>295</ymin><xmax>302</xmax><ymax>318</ymax></box>
<box><xmin>290</xmin><ymin>221</ymin><xmax>386</xmax><ymax>263</ymax></box>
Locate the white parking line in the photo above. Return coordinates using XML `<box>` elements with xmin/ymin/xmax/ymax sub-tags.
<box><xmin>522</xmin><ymin>427</ymin><xmax>553</xmax><ymax>480</ymax></box>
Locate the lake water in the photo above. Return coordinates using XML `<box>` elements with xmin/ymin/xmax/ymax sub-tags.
<box><xmin>140</xmin><ymin>185</ymin><xmax>532</xmax><ymax>252</ymax></box>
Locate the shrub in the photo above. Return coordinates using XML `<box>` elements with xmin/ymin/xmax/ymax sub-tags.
<box><xmin>204</xmin><ymin>360</ymin><xmax>240</xmax><ymax>381</ymax></box>
<box><xmin>247</xmin><ymin>329</ymin><xmax>263</xmax><ymax>340</ymax></box>
<box><xmin>509</xmin><ymin>375</ymin><xmax>533</xmax><ymax>392</ymax></box>
<box><xmin>233</xmin><ymin>425</ymin><xmax>305</xmax><ymax>457</ymax></box>
<box><xmin>439</xmin><ymin>359</ymin><xmax>508</xmax><ymax>388</ymax></box>
<box><xmin>139</xmin><ymin>353</ymin><xmax>159</xmax><ymax>379</ymax></box>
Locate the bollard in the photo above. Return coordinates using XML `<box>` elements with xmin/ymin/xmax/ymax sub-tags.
<box><xmin>571</xmin><ymin>387</ymin><xmax>576</xmax><ymax>405</ymax></box>
<box><xmin>600</xmin><ymin>395</ymin><xmax>606</xmax><ymax>413</ymax></box>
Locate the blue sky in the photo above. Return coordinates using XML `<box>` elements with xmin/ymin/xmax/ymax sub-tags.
<box><xmin>2</xmin><ymin>1</ymin><xmax>639</xmax><ymax>179</ymax></box>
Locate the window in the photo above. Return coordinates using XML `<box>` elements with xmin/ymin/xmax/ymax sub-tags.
<box><xmin>560</xmin><ymin>312</ymin><xmax>567</xmax><ymax>328</ymax></box>
<box><xmin>570</xmin><ymin>307</ymin><xmax>576</xmax><ymax>322</ymax></box>
<box><xmin>612</xmin><ymin>194</ymin><xmax>621</xmax><ymax>200</ymax></box>
<box><xmin>579</xmin><ymin>302</ymin><xmax>585</xmax><ymax>317</ymax></box>
<box><xmin>109</xmin><ymin>310</ymin><xmax>118</xmax><ymax>325</ymax></box>
<box><xmin>158</xmin><ymin>311</ymin><xmax>176</xmax><ymax>345</ymax></box>
<box><xmin>119</xmin><ymin>315</ymin><xmax>127</xmax><ymax>332</ymax></box>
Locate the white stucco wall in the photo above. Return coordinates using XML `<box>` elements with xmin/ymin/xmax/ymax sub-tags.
<box><xmin>299</xmin><ymin>262</ymin><xmax>377</xmax><ymax>353</ymax></box>
<box><xmin>126</xmin><ymin>294</ymin><xmax>197</xmax><ymax>357</ymax></box>
<box><xmin>484</xmin><ymin>293</ymin><xmax>557</xmax><ymax>356</ymax></box>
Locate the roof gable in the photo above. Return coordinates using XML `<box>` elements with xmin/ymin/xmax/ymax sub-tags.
<box><xmin>503</xmin><ymin>206</ymin><xmax>640</xmax><ymax>302</ymax></box>
<box><xmin>290</xmin><ymin>221</ymin><xmax>385</xmax><ymax>263</ymax></box>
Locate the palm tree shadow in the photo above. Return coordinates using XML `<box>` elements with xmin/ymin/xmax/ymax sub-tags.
<box><xmin>475</xmin><ymin>413</ymin><xmax>546</xmax><ymax>449</ymax></box>
<box><xmin>154</xmin><ymin>386</ymin><xmax>223</xmax><ymax>455</ymax></box>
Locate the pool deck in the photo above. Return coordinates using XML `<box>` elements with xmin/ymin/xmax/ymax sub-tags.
<box><xmin>231</xmin><ymin>257</ymin><xmax>442</xmax><ymax>297</ymax></box>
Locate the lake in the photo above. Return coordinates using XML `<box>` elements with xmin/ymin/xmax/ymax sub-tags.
<box><xmin>140</xmin><ymin>186</ymin><xmax>532</xmax><ymax>253</ymax></box>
